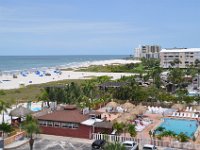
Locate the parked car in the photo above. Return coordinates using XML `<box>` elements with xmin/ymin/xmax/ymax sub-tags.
<box><xmin>122</xmin><ymin>141</ymin><xmax>139</xmax><ymax>150</ymax></box>
<box><xmin>91</xmin><ymin>139</ymin><xmax>106</xmax><ymax>150</ymax></box>
<box><xmin>143</xmin><ymin>144</ymin><xmax>157</xmax><ymax>150</ymax></box>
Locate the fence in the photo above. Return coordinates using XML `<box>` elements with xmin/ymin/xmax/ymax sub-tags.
<box><xmin>92</xmin><ymin>133</ymin><xmax>200</xmax><ymax>150</ymax></box>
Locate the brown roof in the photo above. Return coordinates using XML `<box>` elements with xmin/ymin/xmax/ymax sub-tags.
<box><xmin>94</xmin><ymin>121</ymin><xmax>113</xmax><ymax>129</ymax></box>
<box><xmin>10</xmin><ymin>106</ymin><xmax>32</xmax><ymax>117</ymax></box>
<box><xmin>63</xmin><ymin>105</ymin><xmax>76</xmax><ymax>110</ymax></box>
<box><xmin>37</xmin><ymin>109</ymin><xmax>89</xmax><ymax>123</ymax></box>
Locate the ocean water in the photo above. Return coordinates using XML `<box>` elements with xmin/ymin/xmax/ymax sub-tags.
<box><xmin>0</xmin><ymin>55</ymin><xmax>127</xmax><ymax>72</ymax></box>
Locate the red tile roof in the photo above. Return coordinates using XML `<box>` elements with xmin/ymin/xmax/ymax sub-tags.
<box><xmin>37</xmin><ymin>109</ymin><xmax>89</xmax><ymax>123</ymax></box>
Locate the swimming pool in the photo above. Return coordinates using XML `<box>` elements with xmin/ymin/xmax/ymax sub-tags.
<box><xmin>157</xmin><ymin>118</ymin><xmax>198</xmax><ymax>137</ymax></box>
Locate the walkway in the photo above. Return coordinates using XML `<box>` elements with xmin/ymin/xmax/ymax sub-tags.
<box><xmin>5</xmin><ymin>138</ymin><xmax>29</xmax><ymax>150</ymax></box>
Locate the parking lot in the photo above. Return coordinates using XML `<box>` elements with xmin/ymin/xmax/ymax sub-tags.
<box><xmin>16</xmin><ymin>138</ymin><xmax>91</xmax><ymax>150</ymax></box>
<box><xmin>14</xmin><ymin>134</ymin><xmax>183</xmax><ymax>150</ymax></box>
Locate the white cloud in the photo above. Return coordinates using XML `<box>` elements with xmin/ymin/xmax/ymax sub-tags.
<box><xmin>0</xmin><ymin>20</ymin><xmax>147</xmax><ymax>35</ymax></box>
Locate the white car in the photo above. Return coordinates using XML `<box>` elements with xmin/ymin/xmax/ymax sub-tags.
<box><xmin>143</xmin><ymin>144</ymin><xmax>157</xmax><ymax>150</ymax></box>
<box><xmin>122</xmin><ymin>141</ymin><xmax>139</xmax><ymax>150</ymax></box>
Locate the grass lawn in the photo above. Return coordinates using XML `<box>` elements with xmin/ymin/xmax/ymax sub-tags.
<box><xmin>0</xmin><ymin>79</ymin><xmax>86</xmax><ymax>103</ymax></box>
<box><xmin>76</xmin><ymin>63</ymin><xmax>146</xmax><ymax>73</ymax></box>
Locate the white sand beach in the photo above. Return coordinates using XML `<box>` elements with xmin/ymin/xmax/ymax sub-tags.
<box><xmin>0</xmin><ymin>59</ymin><xmax>140</xmax><ymax>90</ymax></box>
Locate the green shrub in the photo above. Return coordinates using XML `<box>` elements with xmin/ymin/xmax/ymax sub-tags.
<box><xmin>0</xmin><ymin>90</ymin><xmax>6</xmax><ymax>95</ymax></box>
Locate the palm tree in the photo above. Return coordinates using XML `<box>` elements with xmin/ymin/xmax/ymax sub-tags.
<box><xmin>22</xmin><ymin>115</ymin><xmax>40</xmax><ymax>150</ymax></box>
<box><xmin>113</xmin><ymin>122</ymin><xmax>125</xmax><ymax>135</ymax></box>
<box><xmin>0</xmin><ymin>122</ymin><xmax>13</xmax><ymax>138</ymax></box>
<box><xmin>38</xmin><ymin>87</ymin><xmax>55</xmax><ymax>107</ymax></box>
<box><xmin>150</xmin><ymin>66</ymin><xmax>162</xmax><ymax>88</ymax></box>
<box><xmin>160</xmin><ymin>130</ymin><xmax>176</xmax><ymax>143</ymax></box>
<box><xmin>82</xmin><ymin>80</ymin><xmax>96</xmax><ymax>99</ymax></box>
<box><xmin>155</xmin><ymin>127</ymin><xmax>165</xmax><ymax>133</ymax></box>
<box><xmin>104</xmin><ymin>142</ymin><xmax>126</xmax><ymax>150</ymax></box>
<box><xmin>177</xmin><ymin>132</ymin><xmax>189</xmax><ymax>142</ymax></box>
<box><xmin>195</xmin><ymin>59</ymin><xmax>200</xmax><ymax>67</ymax></box>
<box><xmin>0</xmin><ymin>100</ymin><xmax>10</xmax><ymax>123</ymax></box>
<box><xmin>149</xmin><ymin>130</ymin><xmax>153</xmax><ymax>144</ymax></box>
<box><xmin>168</xmin><ymin>68</ymin><xmax>184</xmax><ymax>85</ymax></box>
<box><xmin>127</xmin><ymin>124</ymin><xmax>137</xmax><ymax>138</ymax></box>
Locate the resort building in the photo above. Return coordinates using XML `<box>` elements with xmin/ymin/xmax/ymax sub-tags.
<box><xmin>134</xmin><ymin>45</ymin><xmax>161</xmax><ymax>59</ymax></box>
<box><xmin>37</xmin><ymin>105</ymin><xmax>112</xmax><ymax>139</ymax></box>
<box><xmin>160</xmin><ymin>48</ymin><xmax>200</xmax><ymax>68</ymax></box>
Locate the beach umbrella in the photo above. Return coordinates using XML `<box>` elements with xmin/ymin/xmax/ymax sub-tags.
<box><xmin>171</xmin><ymin>104</ymin><xmax>185</xmax><ymax>111</ymax></box>
<box><xmin>10</xmin><ymin>106</ymin><xmax>32</xmax><ymax>118</ymax></box>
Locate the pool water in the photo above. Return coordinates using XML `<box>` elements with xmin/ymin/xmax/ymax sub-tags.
<box><xmin>158</xmin><ymin>118</ymin><xmax>198</xmax><ymax>137</ymax></box>
<box><xmin>188</xmin><ymin>92</ymin><xmax>198</xmax><ymax>96</ymax></box>
<box><xmin>31</xmin><ymin>107</ymin><xmax>41</xmax><ymax>112</ymax></box>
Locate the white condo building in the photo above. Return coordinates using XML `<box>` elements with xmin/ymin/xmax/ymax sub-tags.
<box><xmin>134</xmin><ymin>45</ymin><xmax>161</xmax><ymax>59</ymax></box>
<box><xmin>160</xmin><ymin>48</ymin><xmax>200</xmax><ymax>68</ymax></box>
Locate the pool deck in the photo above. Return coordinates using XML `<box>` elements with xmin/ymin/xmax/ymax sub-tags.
<box><xmin>137</xmin><ymin>113</ymin><xmax>163</xmax><ymax>139</ymax></box>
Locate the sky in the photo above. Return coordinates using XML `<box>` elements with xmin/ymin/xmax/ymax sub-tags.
<box><xmin>0</xmin><ymin>0</ymin><xmax>200</xmax><ymax>55</ymax></box>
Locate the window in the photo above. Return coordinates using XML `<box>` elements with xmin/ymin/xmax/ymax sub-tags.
<box><xmin>47</xmin><ymin>121</ymin><xmax>53</xmax><ymax>127</ymax></box>
<box><xmin>39</xmin><ymin>120</ymin><xmax>47</xmax><ymax>126</ymax></box>
<box><xmin>61</xmin><ymin>122</ymin><xmax>79</xmax><ymax>129</ymax></box>
<box><xmin>54</xmin><ymin>122</ymin><xmax>60</xmax><ymax>127</ymax></box>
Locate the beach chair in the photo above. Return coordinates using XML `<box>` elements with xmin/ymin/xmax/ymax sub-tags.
<box><xmin>195</xmin><ymin>114</ymin><xmax>199</xmax><ymax>119</ymax></box>
<box><xmin>135</xmin><ymin>125</ymin><xmax>145</xmax><ymax>132</ymax></box>
<box><xmin>155</xmin><ymin>107</ymin><xmax>159</xmax><ymax>113</ymax></box>
<box><xmin>176</xmin><ymin>112</ymin><xmax>180</xmax><ymax>117</ymax></box>
<box><xmin>189</xmin><ymin>107</ymin><xmax>193</xmax><ymax>112</ymax></box>
<box><xmin>186</xmin><ymin>107</ymin><xmax>189</xmax><ymax>111</ymax></box>
<box><xmin>191</xmin><ymin>113</ymin><xmax>195</xmax><ymax>118</ymax></box>
<box><xmin>180</xmin><ymin>112</ymin><xmax>183</xmax><ymax>117</ymax></box>
<box><xmin>171</xmin><ymin>112</ymin><xmax>176</xmax><ymax>117</ymax></box>
<box><xmin>151</xmin><ymin>107</ymin><xmax>155</xmax><ymax>113</ymax></box>
<box><xmin>148</xmin><ymin>106</ymin><xmax>151</xmax><ymax>111</ymax></box>
<box><xmin>184</xmin><ymin>113</ymin><xmax>187</xmax><ymax>118</ymax></box>
<box><xmin>187</xmin><ymin>113</ymin><xmax>191</xmax><ymax>118</ymax></box>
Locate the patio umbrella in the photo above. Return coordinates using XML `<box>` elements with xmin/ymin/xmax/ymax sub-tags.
<box><xmin>171</xmin><ymin>104</ymin><xmax>185</xmax><ymax>111</ymax></box>
<box><xmin>10</xmin><ymin>106</ymin><xmax>32</xmax><ymax>118</ymax></box>
<box><xmin>193</xmin><ymin>106</ymin><xmax>200</xmax><ymax>112</ymax></box>
<box><xmin>115</xmin><ymin>116</ymin><xmax>128</xmax><ymax>123</ymax></box>
<box><xmin>106</xmin><ymin>101</ymin><xmax>119</xmax><ymax>108</ymax></box>
<box><xmin>121</xmin><ymin>101</ymin><xmax>135</xmax><ymax>112</ymax></box>
<box><xmin>130</xmin><ymin>105</ymin><xmax>147</xmax><ymax>115</ymax></box>
<box><xmin>122</xmin><ymin>113</ymin><xmax>136</xmax><ymax>121</ymax></box>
